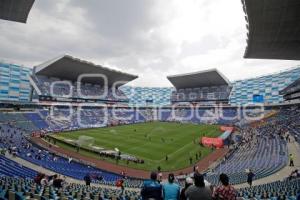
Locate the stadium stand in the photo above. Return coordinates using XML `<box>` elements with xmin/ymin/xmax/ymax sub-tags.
<box><xmin>0</xmin><ymin>177</ymin><xmax>141</xmax><ymax>200</ymax></box>
<box><xmin>0</xmin><ymin>176</ymin><xmax>299</xmax><ymax>200</ymax></box>
<box><xmin>29</xmin><ymin>55</ymin><xmax>138</xmax><ymax>103</ymax></box>
<box><xmin>31</xmin><ymin>75</ymin><xmax>129</xmax><ymax>102</ymax></box>
<box><xmin>0</xmin><ymin>123</ymin><xmax>144</xmax><ymax>188</ymax></box>
<box><xmin>0</xmin><ymin>96</ymin><xmax>299</xmax><ymax>199</ymax></box>
<box><xmin>167</xmin><ymin>69</ymin><xmax>232</xmax><ymax>104</ymax></box>
<box><xmin>121</xmin><ymin>86</ymin><xmax>173</xmax><ymax>107</ymax></box>
<box><xmin>0</xmin><ymin>155</ymin><xmax>37</xmax><ymax>179</ymax></box>
<box><xmin>0</xmin><ymin>53</ymin><xmax>300</xmax><ymax>200</ymax></box>
<box><xmin>2</xmin><ymin>60</ymin><xmax>300</xmax><ymax>106</ymax></box>
<box><xmin>230</xmin><ymin>67</ymin><xmax>300</xmax><ymax>105</ymax></box>
<box><xmin>280</xmin><ymin>77</ymin><xmax>300</xmax><ymax>103</ymax></box>
<box><xmin>273</xmin><ymin>108</ymin><xmax>300</xmax><ymax>145</ymax></box>
<box><xmin>1</xmin><ymin>0</ymin><xmax>300</xmax><ymax>199</ymax></box>
<box><xmin>237</xmin><ymin>178</ymin><xmax>300</xmax><ymax>199</ymax></box>
<box><xmin>206</xmin><ymin>119</ymin><xmax>288</xmax><ymax>185</ymax></box>
<box><xmin>0</xmin><ymin>62</ymin><xmax>32</xmax><ymax>102</ymax></box>
<box><xmin>126</xmin><ymin>67</ymin><xmax>300</xmax><ymax>106</ymax></box>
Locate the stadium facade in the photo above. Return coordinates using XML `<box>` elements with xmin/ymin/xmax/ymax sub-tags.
<box><xmin>280</xmin><ymin>77</ymin><xmax>300</xmax><ymax>102</ymax></box>
<box><xmin>1</xmin><ymin>59</ymin><xmax>300</xmax><ymax>106</ymax></box>
<box><xmin>121</xmin><ymin>86</ymin><xmax>173</xmax><ymax>106</ymax></box>
<box><xmin>230</xmin><ymin>67</ymin><xmax>300</xmax><ymax>105</ymax></box>
<box><xmin>167</xmin><ymin>69</ymin><xmax>232</xmax><ymax>105</ymax></box>
<box><xmin>0</xmin><ymin>61</ymin><xmax>32</xmax><ymax>102</ymax></box>
<box><xmin>122</xmin><ymin>67</ymin><xmax>300</xmax><ymax>106</ymax></box>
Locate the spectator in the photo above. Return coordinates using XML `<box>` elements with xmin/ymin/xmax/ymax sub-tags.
<box><xmin>289</xmin><ymin>154</ymin><xmax>294</xmax><ymax>167</ymax></box>
<box><xmin>212</xmin><ymin>173</ymin><xmax>237</xmax><ymax>200</ymax></box>
<box><xmin>53</xmin><ymin>175</ymin><xmax>64</xmax><ymax>188</ymax></box>
<box><xmin>41</xmin><ymin>175</ymin><xmax>49</xmax><ymax>187</ymax></box>
<box><xmin>286</xmin><ymin>132</ymin><xmax>290</xmax><ymax>142</ymax></box>
<box><xmin>158</xmin><ymin>172</ymin><xmax>163</xmax><ymax>183</ymax></box>
<box><xmin>48</xmin><ymin>174</ymin><xmax>56</xmax><ymax>186</ymax></box>
<box><xmin>141</xmin><ymin>172</ymin><xmax>162</xmax><ymax>200</ymax></box>
<box><xmin>185</xmin><ymin>172</ymin><xmax>212</xmax><ymax>200</ymax></box>
<box><xmin>247</xmin><ymin>170</ymin><xmax>255</xmax><ymax>187</ymax></box>
<box><xmin>163</xmin><ymin>173</ymin><xmax>180</xmax><ymax>200</ymax></box>
<box><xmin>116</xmin><ymin>179</ymin><xmax>125</xmax><ymax>194</ymax></box>
<box><xmin>180</xmin><ymin>177</ymin><xmax>193</xmax><ymax>200</ymax></box>
<box><xmin>84</xmin><ymin>173</ymin><xmax>91</xmax><ymax>186</ymax></box>
<box><xmin>34</xmin><ymin>173</ymin><xmax>45</xmax><ymax>185</ymax></box>
<box><xmin>288</xmin><ymin>169</ymin><xmax>299</xmax><ymax>180</ymax></box>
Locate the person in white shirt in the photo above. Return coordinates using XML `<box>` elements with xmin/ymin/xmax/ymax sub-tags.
<box><xmin>40</xmin><ymin>176</ymin><xmax>49</xmax><ymax>187</ymax></box>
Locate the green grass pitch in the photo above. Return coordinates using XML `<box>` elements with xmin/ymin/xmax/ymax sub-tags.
<box><xmin>52</xmin><ymin>122</ymin><xmax>221</xmax><ymax>171</ymax></box>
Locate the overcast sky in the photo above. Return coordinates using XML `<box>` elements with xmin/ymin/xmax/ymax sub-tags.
<box><xmin>0</xmin><ymin>0</ymin><xmax>299</xmax><ymax>87</ymax></box>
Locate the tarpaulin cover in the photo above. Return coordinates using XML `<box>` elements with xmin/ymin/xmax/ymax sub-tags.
<box><xmin>201</xmin><ymin>137</ymin><xmax>224</xmax><ymax>148</ymax></box>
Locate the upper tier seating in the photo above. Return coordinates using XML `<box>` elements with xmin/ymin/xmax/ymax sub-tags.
<box><xmin>32</xmin><ymin>75</ymin><xmax>128</xmax><ymax>102</ymax></box>
<box><xmin>171</xmin><ymin>85</ymin><xmax>231</xmax><ymax>102</ymax></box>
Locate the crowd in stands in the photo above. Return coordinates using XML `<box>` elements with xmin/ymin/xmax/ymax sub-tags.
<box><xmin>0</xmin><ymin>107</ymin><xmax>248</xmax><ymax>133</ymax></box>
<box><xmin>1</xmin><ymin>169</ymin><xmax>299</xmax><ymax>200</ymax></box>
<box><xmin>0</xmin><ymin>107</ymin><xmax>300</xmax><ymax>199</ymax></box>
<box><xmin>276</xmin><ymin>108</ymin><xmax>300</xmax><ymax>144</ymax></box>
<box><xmin>0</xmin><ymin>123</ymin><xmax>143</xmax><ymax>188</ymax></box>
<box><xmin>0</xmin><ymin>176</ymin><xmax>141</xmax><ymax>200</ymax></box>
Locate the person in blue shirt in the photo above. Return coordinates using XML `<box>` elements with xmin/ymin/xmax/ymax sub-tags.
<box><xmin>141</xmin><ymin>172</ymin><xmax>162</xmax><ymax>200</ymax></box>
<box><xmin>163</xmin><ymin>173</ymin><xmax>180</xmax><ymax>200</ymax></box>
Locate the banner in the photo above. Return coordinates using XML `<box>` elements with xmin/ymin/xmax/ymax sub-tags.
<box><xmin>201</xmin><ymin>137</ymin><xmax>224</xmax><ymax>148</ymax></box>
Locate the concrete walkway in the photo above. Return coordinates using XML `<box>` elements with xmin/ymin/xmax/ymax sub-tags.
<box><xmin>235</xmin><ymin>136</ymin><xmax>300</xmax><ymax>189</ymax></box>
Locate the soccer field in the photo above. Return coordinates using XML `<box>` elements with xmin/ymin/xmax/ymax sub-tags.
<box><xmin>52</xmin><ymin>122</ymin><xmax>221</xmax><ymax>171</ymax></box>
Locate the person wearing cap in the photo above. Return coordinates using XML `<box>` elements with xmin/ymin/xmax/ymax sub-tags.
<box><xmin>185</xmin><ymin>172</ymin><xmax>212</xmax><ymax>200</ymax></box>
<box><xmin>212</xmin><ymin>173</ymin><xmax>237</xmax><ymax>200</ymax></box>
<box><xmin>163</xmin><ymin>173</ymin><xmax>180</xmax><ymax>200</ymax></box>
<box><xmin>180</xmin><ymin>177</ymin><xmax>193</xmax><ymax>200</ymax></box>
<box><xmin>141</xmin><ymin>171</ymin><xmax>162</xmax><ymax>200</ymax></box>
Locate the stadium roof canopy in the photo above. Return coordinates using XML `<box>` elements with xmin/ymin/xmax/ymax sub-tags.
<box><xmin>0</xmin><ymin>0</ymin><xmax>35</xmax><ymax>23</ymax></box>
<box><xmin>280</xmin><ymin>77</ymin><xmax>300</xmax><ymax>95</ymax></box>
<box><xmin>242</xmin><ymin>0</ymin><xmax>300</xmax><ymax>60</ymax></box>
<box><xmin>167</xmin><ymin>69</ymin><xmax>230</xmax><ymax>89</ymax></box>
<box><xmin>35</xmin><ymin>55</ymin><xmax>138</xmax><ymax>87</ymax></box>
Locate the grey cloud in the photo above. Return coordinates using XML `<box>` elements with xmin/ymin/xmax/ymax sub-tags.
<box><xmin>0</xmin><ymin>0</ymin><xmax>299</xmax><ymax>87</ymax></box>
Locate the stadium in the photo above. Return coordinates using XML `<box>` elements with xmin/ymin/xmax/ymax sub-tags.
<box><xmin>0</xmin><ymin>0</ymin><xmax>300</xmax><ymax>200</ymax></box>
